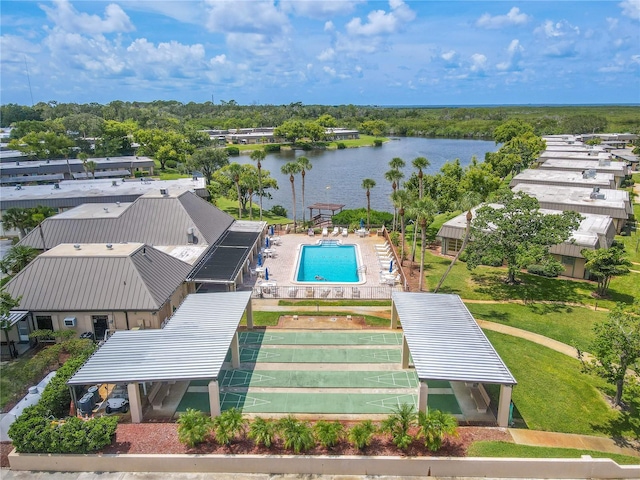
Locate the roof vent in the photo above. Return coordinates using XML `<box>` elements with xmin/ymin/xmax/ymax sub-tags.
<box><xmin>53</xmin><ymin>183</ymin><xmax>60</xmax><ymax>189</ymax></box>
<box><xmin>116</xmin><ymin>201</ymin><xmax>121</xmax><ymax>207</ymax></box>
<box><xmin>590</xmin><ymin>187</ymin><xmax>606</xmax><ymax>200</ymax></box>
<box><xmin>106</xmin><ymin>157</ymin><xmax>110</xmax><ymax>160</ymax></box>
<box><xmin>15</xmin><ymin>185</ymin><xmax>22</xmax><ymax>190</ymax></box>
<box><xmin>187</xmin><ymin>227</ymin><xmax>195</xmax><ymax>244</ymax></box>
<box><xmin>160</xmin><ymin>188</ymin><xmax>168</xmax><ymax>196</ymax></box>
<box><xmin>16</xmin><ymin>161</ymin><xmax>19</xmax><ymax>165</ymax></box>
<box><xmin>73</xmin><ymin>244</ymin><xmax>81</xmax><ymax>250</ymax></box>
<box><xmin>106</xmin><ymin>243</ymin><xmax>113</xmax><ymax>249</ymax></box>
<box><xmin>103</xmin><ymin>207</ymin><xmax>109</xmax><ymax>213</ymax></box>
<box><xmin>112</xmin><ymin>180</ymin><xmax>118</xmax><ymax>187</ymax></box>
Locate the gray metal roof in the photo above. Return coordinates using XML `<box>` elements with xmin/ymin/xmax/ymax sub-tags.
<box><xmin>19</xmin><ymin>190</ymin><xmax>234</xmax><ymax>250</ymax></box>
<box><xmin>67</xmin><ymin>291</ymin><xmax>252</xmax><ymax>385</ymax></box>
<box><xmin>1</xmin><ymin>174</ymin><xmax>65</xmax><ymax>184</ymax></box>
<box><xmin>0</xmin><ymin>156</ymin><xmax>154</xmax><ymax>176</ymax></box>
<box><xmin>392</xmin><ymin>292</ymin><xmax>516</xmax><ymax>385</ymax></box>
<box><xmin>538</xmin><ymin>159</ymin><xmax>628</xmax><ymax>177</ymax></box>
<box><xmin>1</xmin><ymin>310</ymin><xmax>29</xmax><ymax>327</ymax></box>
<box><xmin>4</xmin><ymin>243</ymin><xmax>192</xmax><ymax>311</ymax></box>
<box><xmin>509</xmin><ymin>169</ymin><xmax>615</xmax><ymax>190</ymax></box>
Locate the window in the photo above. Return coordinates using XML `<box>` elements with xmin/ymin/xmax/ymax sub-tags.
<box><xmin>36</xmin><ymin>315</ymin><xmax>53</xmax><ymax>331</ymax></box>
<box><xmin>561</xmin><ymin>256</ymin><xmax>575</xmax><ymax>266</ymax></box>
<box><xmin>447</xmin><ymin>238</ymin><xmax>463</xmax><ymax>253</ymax></box>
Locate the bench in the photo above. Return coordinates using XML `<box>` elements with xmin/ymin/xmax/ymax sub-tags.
<box><xmin>469</xmin><ymin>385</ymin><xmax>489</xmax><ymax>413</ymax></box>
<box><xmin>148</xmin><ymin>382</ymin><xmax>171</xmax><ymax>410</ymax></box>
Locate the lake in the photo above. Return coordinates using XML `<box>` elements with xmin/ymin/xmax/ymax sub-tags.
<box><xmin>236</xmin><ymin>137</ymin><xmax>497</xmax><ymax>216</ymax></box>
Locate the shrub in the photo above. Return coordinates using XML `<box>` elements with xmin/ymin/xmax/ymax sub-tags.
<box><xmin>313</xmin><ymin>420</ymin><xmax>344</xmax><ymax>449</ymax></box>
<box><xmin>336</xmin><ymin>142</ymin><xmax>346</xmax><ymax>149</ymax></box>
<box><xmin>527</xmin><ymin>258</ymin><xmax>564</xmax><ymax>278</ymax></box>
<box><xmin>212</xmin><ymin>407</ymin><xmax>247</xmax><ymax>446</ymax></box>
<box><xmin>373</xmin><ymin>139</ymin><xmax>383</xmax><ymax>147</ymax></box>
<box><xmin>177</xmin><ymin>408</ymin><xmax>213</xmax><ymax>448</ymax></box>
<box><xmin>270</xmin><ymin>205</ymin><xmax>287</xmax><ymax>217</ymax></box>
<box><xmin>248</xmin><ymin>417</ymin><xmax>277</xmax><ymax>448</ymax></box>
<box><xmin>417</xmin><ymin>409</ymin><xmax>458</xmax><ymax>452</ymax></box>
<box><xmin>295</xmin><ymin>141</ymin><xmax>313</xmax><ymax>151</ymax></box>
<box><xmin>264</xmin><ymin>144</ymin><xmax>281</xmax><ymax>153</ymax></box>
<box><xmin>278</xmin><ymin>416</ymin><xmax>315</xmax><ymax>453</ymax></box>
<box><xmin>380</xmin><ymin>403</ymin><xmax>416</xmax><ymax>451</ymax></box>
<box><xmin>389</xmin><ymin>231</ymin><xmax>400</xmax><ymax>247</ymax></box>
<box><xmin>165</xmin><ymin>160</ymin><xmax>178</xmax><ymax>169</ymax></box>
<box><xmin>226</xmin><ymin>146</ymin><xmax>240</xmax><ymax>156</ymax></box>
<box><xmin>332</xmin><ymin>208</ymin><xmax>393</xmax><ymax>227</ymax></box>
<box><xmin>348</xmin><ymin>420</ymin><xmax>376</xmax><ymax>450</ymax></box>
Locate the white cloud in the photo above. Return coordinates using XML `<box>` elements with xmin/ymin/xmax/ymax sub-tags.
<box><xmin>324</xmin><ymin>21</ymin><xmax>335</xmax><ymax>32</ymax></box>
<box><xmin>476</xmin><ymin>7</ymin><xmax>530</xmax><ymax>29</ymax></box>
<box><xmin>346</xmin><ymin>0</ymin><xmax>415</xmax><ymax>36</ymax></box>
<box><xmin>280</xmin><ymin>0</ymin><xmax>365</xmax><ymax>19</ymax></box>
<box><xmin>496</xmin><ymin>39</ymin><xmax>523</xmax><ymax>71</ymax></box>
<box><xmin>619</xmin><ymin>0</ymin><xmax>640</xmax><ymax>20</ymax></box>
<box><xmin>535</xmin><ymin>20</ymin><xmax>580</xmax><ymax>38</ymax></box>
<box><xmin>40</xmin><ymin>0</ymin><xmax>134</xmax><ymax>35</ymax></box>
<box><xmin>441</xmin><ymin>50</ymin><xmax>456</xmax><ymax>62</ymax></box>
<box><xmin>470</xmin><ymin>53</ymin><xmax>487</xmax><ymax>72</ymax></box>
<box><xmin>127</xmin><ymin>39</ymin><xmax>205</xmax><ymax>65</ymax></box>
<box><xmin>317</xmin><ymin>48</ymin><xmax>335</xmax><ymax>61</ymax></box>
<box><xmin>204</xmin><ymin>0</ymin><xmax>289</xmax><ymax>34</ymax></box>
<box><xmin>323</xmin><ymin>66</ymin><xmax>337</xmax><ymax>77</ymax></box>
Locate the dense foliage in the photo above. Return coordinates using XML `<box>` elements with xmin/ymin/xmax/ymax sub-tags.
<box><xmin>332</xmin><ymin>208</ymin><xmax>393</xmax><ymax>228</ymax></box>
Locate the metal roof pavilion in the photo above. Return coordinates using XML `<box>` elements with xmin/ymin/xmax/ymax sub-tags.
<box><xmin>67</xmin><ymin>291</ymin><xmax>252</xmax><ymax>385</ymax></box>
<box><xmin>391</xmin><ymin>292</ymin><xmax>516</xmax><ymax>385</ymax></box>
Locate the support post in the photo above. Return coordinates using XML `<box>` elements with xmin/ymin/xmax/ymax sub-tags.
<box><xmin>390</xmin><ymin>299</ymin><xmax>399</xmax><ymax>330</ymax></box>
<box><xmin>246</xmin><ymin>299</ymin><xmax>254</xmax><ymax>329</ymax></box>
<box><xmin>127</xmin><ymin>382</ymin><xmax>143</xmax><ymax>424</ymax></box>
<box><xmin>208</xmin><ymin>379</ymin><xmax>221</xmax><ymax>417</ymax></box>
<box><xmin>401</xmin><ymin>335</ymin><xmax>410</xmax><ymax>369</ymax></box>
<box><xmin>418</xmin><ymin>381</ymin><xmax>429</xmax><ymax>413</ymax></box>
<box><xmin>497</xmin><ymin>384</ymin><xmax>513</xmax><ymax>427</ymax></box>
<box><xmin>231</xmin><ymin>331</ymin><xmax>240</xmax><ymax>369</ymax></box>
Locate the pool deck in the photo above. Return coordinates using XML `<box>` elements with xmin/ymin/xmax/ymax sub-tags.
<box><xmin>239</xmin><ymin>230</ymin><xmax>403</xmax><ymax>298</ymax></box>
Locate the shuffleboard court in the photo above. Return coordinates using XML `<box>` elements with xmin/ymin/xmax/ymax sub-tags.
<box><xmin>239</xmin><ymin>331</ymin><xmax>403</xmax><ymax>346</ymax></box>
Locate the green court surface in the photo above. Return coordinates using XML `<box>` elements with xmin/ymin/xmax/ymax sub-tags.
<box><xmin>231</xmin><ymin>347</ymin><xmax>402</xmax><ymax>363</ymax></box>
<box><xmin>219</xmin><ymin>369</ymin><xmax>420</xmax><ymax>388</ymax></box>
<box><xmin>239</xmin><ymin>331</ymin><xmax>403</xmax><ymax>346</ymax></box>
<box><xmin>177</xmin><ymin>391</ymin><xmax>461</xmax><ymax>415</ymax></box>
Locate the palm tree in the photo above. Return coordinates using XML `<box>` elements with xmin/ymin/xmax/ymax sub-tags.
<box><xmin>0</xmin><ymin>245</ymin><xmax>39</xmax><ymax>277</ymax></box>
<box><xmin>177</xmin><ymin>408</ymin><xmax>213</xmax><ymax>448</ymax></box>
<box><xmin>250</xmin><ymin>149</ymin><xmax>266</xmax><ymax>221</ymax></box>
<box><xmin>347</xmin><ymin>420</ymin><xmax>376</xmax><ymax>450</ymax></box>
<box><xmin>433</xmin><ymin>192</ymin><xmax>482</xmax><ymax>293</ymax></box>
<box><xmin>1</xmin><ymin>208</ymin><xmax>32</xmax><ymax>239</ymax></box>
<box><xmin>389</xmin><ymin>156</ymin><xmax>406</xmax><ymax>175</ymax></box>
<box><xmin>297</xmin><ymin>156</ymin><xmax>312</xmax><ymax>225</ymax></box>
<box><xmin>380</xmin><ymin>403</ymin><xmax>416</xmax><ymax>451</ymax></box>
<box><xmin>86</xmin><ymin>160</ymin><xmax>97</xmax><ymax>179</ymax></box>
<box><xmin>384</xmin><ymin>168</ymin><xmax>404</xmax><ymax>231</ymax></box>
<box><xmin>391</xmin><ymin>189</ymin><xmax>413</xmax><ymax>265</ymax></box>
<box><xmin>281</xmin><ymin>162</ymin><xmax>302</xmax><ymax>231</ymax></box>
<box><xmin>78</xmin><ymin>152</ymin><xmax>89</xmax><ymax>178</ymax></box>
<box><xmin>227</xmin><ymin>163</ymin><xmax>244</xmax><ymax>218</ymax></box>
<box><xmin>412</xmin><ymin>156</ymin><xmax>430</xmax><ymax>199</ymax></box>
<box><xmin>408</xmin><ymin>197</ymin><xmax>437</xmax><ymax>291</ymax></box>
<box><xmin>361</xmin><ymin>178</ymin><xmax>376</xmax><ymax>230</ymax></box>
<box><xmin>417</xmin><ymin>409</ymin><xmax>458</xmax><ymax>452</ymax></box>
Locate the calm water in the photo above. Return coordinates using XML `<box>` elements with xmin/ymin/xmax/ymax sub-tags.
<box><xmin>296</xmin><ymin>243</ymin><xmax>359</xmax><ymax>283</ymax></box>
<box><xmin>237</xmin><ymin>137</ymin><xmax>497</xmax><ymax>215</ymax></box>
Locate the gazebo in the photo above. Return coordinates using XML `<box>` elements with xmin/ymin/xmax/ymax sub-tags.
<box><xmin>307</xmin><ymin>202</ymin><xmax>345</xmax><ymax>227</ymax></box>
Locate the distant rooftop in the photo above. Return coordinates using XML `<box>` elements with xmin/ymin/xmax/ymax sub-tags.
<box><xmin>509</xmin><ymin>169</ymin><xmax>615</xmax><ymax>189</ymax></box>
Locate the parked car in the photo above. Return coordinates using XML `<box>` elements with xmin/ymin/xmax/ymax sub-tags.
<box><xmin>105</xmin><ymin>384</ymin><xmax>129</xmax><ymax>414</ymax></box>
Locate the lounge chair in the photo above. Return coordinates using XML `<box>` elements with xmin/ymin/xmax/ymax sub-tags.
<box><xmin>334</xmin><ymin>287</ymin><xmax>344</xmax><ymax>298</ymax></box>
<box><xmin>320</xmin><ymin>288</ymin><xmax>331</xmax><ymax>298</ymax></box>
<box><xmin>351</xmin><ymin>287</ymin><xmax>360</xmax><ymax>299</ymax></box>
<box><xmin>342</xmin><ymin>227</ymin><xmax>348</xmax><ymax>237</ymax></box>
<box><xmin>308</xmin><ymin>228</ymin><xmax>315</xmax><ymax>236</ymax></box>
<box><xmin>322</xmin><ymin>227</ymin><xmax>328</xmax><ymax>237</ymax></box>
<box><xmin>288</xmin><ymin>287</ymin><xmax>298</xmax><ymax>298</ymax></box>
<box><xmin>331</xmin><ymin>226</ymin><xmax>339</xmax><ymax>236</ymax></box>
<box><xmin>305</xmin><ymin>287</ymin><xmax>315</xmax><ymax>298</ymax></box>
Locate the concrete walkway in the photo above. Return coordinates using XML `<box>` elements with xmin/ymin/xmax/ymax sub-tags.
<box><xmin>251</xmin><ymin>300</ymin><xmax>640</xmax><ymax>459</ymax></box>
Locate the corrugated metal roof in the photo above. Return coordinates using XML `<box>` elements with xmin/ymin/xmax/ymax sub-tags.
<box><xmin>19</xmin><ymin>190</ymin><xmax>234</xmax><ymax>249</ymax></box>
<box><xmin>67</xmin><ymin>292</ymin><xmax>252</xmax><ymax>385</ymax></box>
<box><xmin>392</xmin><ymin>292</ymin><xmax>516</xmax><ymax>385</ymax></box>
<box><xmin>4</xmin><ymin>243</ymin><xmax>191</xmax><ymax>311</ymax></box>
<box><xmin>0</xmin><ymin>311</ymin><xmax>29</xmax><ymax>327</ymax></box>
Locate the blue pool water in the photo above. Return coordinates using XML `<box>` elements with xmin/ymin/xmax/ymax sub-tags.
<box><xmin>296</xmin><ymin>242</ymin><xmax>359</xmax><ymax>283</ymax></box>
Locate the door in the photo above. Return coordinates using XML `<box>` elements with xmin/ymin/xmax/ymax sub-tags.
<box><xmin>18</xmin><ymin>318</ymin><xmax>30</xmax><ymax>342</ymax></box>
<box><xmin>92</xmin><ymin>315</ymin><xmax>108</xmax><ymax>342</ymax></box>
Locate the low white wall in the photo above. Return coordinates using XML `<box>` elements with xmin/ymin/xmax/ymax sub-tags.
<box><xmin>9</xmin><ymin>451</ymin><xmax>640</xmax><ymax>479</ymax></box>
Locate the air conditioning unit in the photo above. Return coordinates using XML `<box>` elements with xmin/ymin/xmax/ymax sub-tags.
<box><xmin>63</xmin><ymin>317</ymin><xmax>77</xmax><ymax>327</ymax></box>
<box><xmin>160</xmin><ymin>188</ymin><xmax>168</xmax><ymax>196</ymax></box>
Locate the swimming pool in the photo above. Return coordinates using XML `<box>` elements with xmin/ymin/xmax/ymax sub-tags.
<box><xmin>294</xmin><ymin>241</ymin><xmax>365</xmax><ymax>284</ymax></box>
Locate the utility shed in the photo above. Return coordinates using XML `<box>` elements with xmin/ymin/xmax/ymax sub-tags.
<box><xmin>511</xmin><ymin>184</ymin><xmax>632</xmax><ymax>233</ymax></box>
<box><xmin>390</xmin><ymin>292</ymin><xmax>516</xmax><ymax>427</ymax></box>
<box><xmin>67</xmin><ymin>291</ymin><xmax>254</xmax><ymax>423</ymax></box>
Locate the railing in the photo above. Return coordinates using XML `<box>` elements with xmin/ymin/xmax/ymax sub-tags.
<box><xmin>252</xmin><ymin>285</ymin><xmax>399</xmax><ymax>300</ymax></box>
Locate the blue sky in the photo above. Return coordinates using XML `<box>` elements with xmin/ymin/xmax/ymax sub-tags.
<box><xmin>1</xmin><ymin>1</ymin><xmax>639</xmax><ymax>106</ymax></box>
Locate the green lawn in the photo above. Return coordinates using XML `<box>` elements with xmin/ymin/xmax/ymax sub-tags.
<box><xmin>484</xmin><ymin>330</ymin><xmax>622</xmax><ymax>437</ymax></box>
<box><xmin>615</xmin><ymin>202</ymin><xmax>640</xmax><ymax>264</ymax></box>
<box><xmin>466</xmin><ymin>302</ymin><xmax>605</xmax><ymax>352</ymax></box>
<box><xmin>467</xmin><ymin>441</ymin><xmax>639</xmax><ymax>465</ymax></box>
